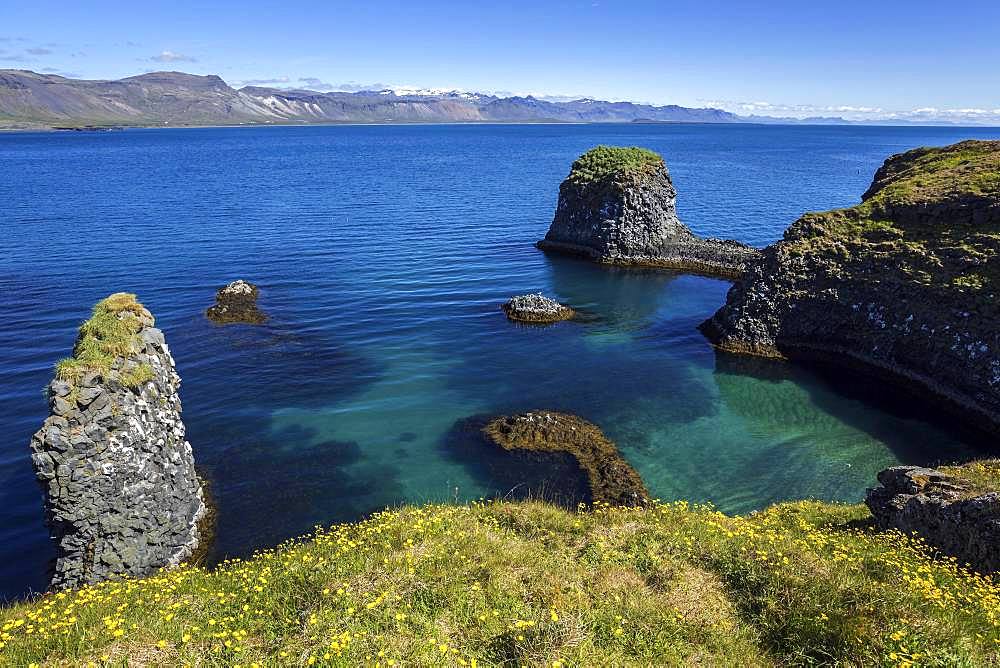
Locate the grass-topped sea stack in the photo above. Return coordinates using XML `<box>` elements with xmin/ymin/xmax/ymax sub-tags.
<box><xmin>29</xmin><ymin>293</ymin><xmax>207</xmax><ymax>589</ymax></box>
<box><xmin>538</xmin><ymin>145</ymin><xmax>760</xmax><ymax>278</ymax></box>
<box><xmin>702</xmin><ymin>140</ymin><xmax>1000</xmax><ymax>433</ymax></box>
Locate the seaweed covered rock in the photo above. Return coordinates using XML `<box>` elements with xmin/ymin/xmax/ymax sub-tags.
<box><xmin>29</xmin><ymin>293</ymin><xmax>207</xmax><ymax>590</ymax></box>
<box><xmin>483</xmin><ymin>411</ymin><xmax>649</xmax><ymax>506</ymax></box>
<box><xmin>501</xmin><ymin>293</ymin><xmax>574</xmax><ymax>323</ymax></box>
<box><xmin>206</xmin><ymin>279</ymin><xmax>265</xmax><ymax>324</ymax></box>
<box><xmin>537</xmin><ymin>146</ymin><xmax>760</xmax><ymax>278</ymax></box>
<box><xmin>866</xmin><ymin>462</ymin><xmax>1000</xmax><ymax>572</ymax></box>
<box><xmin>702</xmin><ymin>140</ymin><xmax>1000</xmax><ymax>433</ymax></box>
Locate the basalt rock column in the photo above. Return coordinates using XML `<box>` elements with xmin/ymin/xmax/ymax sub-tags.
<box><xmin>29</xmin><ymin>293</ymin><xmax>206</xmax><ymax>590</ymax></box>
<box><xmin>537</xmin><ymin>145</ymin><xmax>760</xmax><ymax>278</ymax></box>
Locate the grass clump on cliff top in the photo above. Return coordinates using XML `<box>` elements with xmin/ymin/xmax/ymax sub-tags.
<box><xmin>55</xmin><ymin>292</ymin><xmax>154</xmax><ymax>390</ymax></box>
<box><xmin>567</xmin><ymin>145</ymin><xmax>663</xmax><ymax>186</ymax></box>
<box><xmin>864</xmin><ymin>140</ymin><xmax>1000</xmax><ymax>206</ymax></box>
<box><xmin>3</xmin><ymin>498</ymin><xmax>1000</xmax><ymax>666</ymax></box>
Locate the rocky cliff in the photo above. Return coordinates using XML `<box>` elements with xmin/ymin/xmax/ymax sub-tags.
<box><xmin>702</xmin><ymin>140</ymin><xmax>1000</xmax><ymax>433</ymax></box>
<box><xmin>29</xmin><ymin>293</ymin><xmax>206</xmax><ymax>590</ymax></box>
<box><xmin>866</xmin><ymin>462</ymin><xmax>1000</xmax><ymax>572</ymax></box>
<box><xmin>537</xmin><ymin>146</ymin><xmax>760</xmax><ymax>278</ymax></box>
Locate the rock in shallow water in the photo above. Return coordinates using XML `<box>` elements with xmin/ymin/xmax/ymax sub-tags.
<box><xmin>536</xmin><ymin>145</ymin><xmax>760</xmax><ymax>279</ymax></box>
<box><xmin>483</xmin><ymin>411</ymin><xmax>650</xmax><ymax>507</ymax></box>
<box><xmin>501</xmin><ymin>293</ymin><xmax>574</xmax><ymax>323</ymax></box>
<box><xmin>206</xmin><ymin>279</ymin><xmax>266</xmax><ymax>324</ymax></box>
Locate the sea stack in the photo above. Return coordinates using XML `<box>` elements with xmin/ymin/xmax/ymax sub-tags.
<box><xmin>29</xmin><ymin>293</ymin><xmax>207</xmax><ymax>589</ymax></box>
<box><xmin>502</xmin><ymin>293</ymin><xmax>575</xmax><ymax>323</ymax></box>
<box><xmin>206</xmin><ymin>279</ymin><xmax>266</xmax><ymax>324</ymax></box>
<box><xmin>701</xmin><ymin>140</ymin><xmax>1000</xmax><ymax>433</ymax></box>
<box><xmin>537</xmin><ymin>145</ymin><xmax>760</xmax><ymax>279</ymax></box>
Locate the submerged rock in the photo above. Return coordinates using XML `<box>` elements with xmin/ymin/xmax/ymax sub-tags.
<box><xmin>206</xmin><ymin>279</ymin><xmax>265</xmax><ymax>324</ymax></box>
<box><xmin>501</xmin><ymin>293</ymin><xmax>574</xmax><ymax>323</ymax></box>
<box><xmin>537</xmin><ymin>146</ymin><xmax>760</xmax><ymax>279</ymax></box>
<box><xmin>866</xmin><ymin>464</ymin><xmax>1000</xmax><ymax>573</ymax></box>
<box><xmin>483</xmin><ymin>411</ymin><xmax>650</xmax><ymax>506</ymax></box>
<box><xmin>702</xmin><ymin>140</ymin><xmax>1000</xmax><ymax>434</ymax></box>
<box><xmin>29</xmin><ymin>293</ymin><xmax>208</xmax><ymax>590</ymax></box>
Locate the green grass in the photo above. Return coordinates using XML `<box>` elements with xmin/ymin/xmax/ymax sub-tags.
<box><xmin>566</xmin><ymin>146</ymin><xmax>663</xmax><ymax>186</ymax></box>
<box><xmin>781</xmin><ymin>141</ymin><xmax>1000</xmax><ymax>297</ymax></box>
<box><xmin>54</xmin><ymin>293</ymin><xmax>154</xmax><ymax>391</ymax></box>
<box><xmin>866</xmin><ymin>140</ymin><xmax>1000</xmax><ymax>206</ymax></box>
<box><xmin>3</xmin><ymin>498</ymin><xmax>999</xmax><ymax>666</ymax></box>
<box><xmin>939</xmin><ymin>459</ymin><xmax>1000</xmax><ymax>497</ymax></box>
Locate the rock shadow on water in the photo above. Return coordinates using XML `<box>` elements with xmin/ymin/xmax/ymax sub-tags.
<box><xmin>199</xmin><ymin>421</ymin><xmax>405</xmax><ymax>565</ymax></box>
<box><xmin>546</xmin><ymin>254</ymin><xmax>682</xmax><ymax>329</ymax></box>
<box><xmin>440</xmin><ymin>415</ymin><xmax>592</xmax><ymax>508</ymax></box>
<box><xmin>712</xmin><ymin>350</ymin><xmax>999</xmax><ymax>466</ymax></box>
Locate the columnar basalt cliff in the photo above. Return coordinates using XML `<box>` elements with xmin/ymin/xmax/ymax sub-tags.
<box><xmin>537</xmin><ymin>146</ymin><xmax>760</xmax><ymax>278</ymax></box>
<box><xmin>29</xmin><ymin>293</ymin><xmax>206</xmax><ymax>590</ymax></box>
<box><xmin>866</xmin><ymin>463</ymin><xmax>1000</xmax><ymax>573</ymax></box>
<box><xmin>702</xmin><ymin>140</ymin><xmax>1000</xmax><ymax>433</ymax></box>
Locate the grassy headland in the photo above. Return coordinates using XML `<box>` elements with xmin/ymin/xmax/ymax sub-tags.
<box><xmin>2</xmin><ymin>495</ymin><xmax>999</xmax><ymax>666</ymax></box>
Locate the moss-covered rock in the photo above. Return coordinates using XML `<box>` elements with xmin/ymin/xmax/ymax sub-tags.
<box><xmin>206</xmin><ymin>279</ymin><xmax>266</xmax><ymax>325</ymax></box>
<box><xmin>537</xmin><ymin>145</ymin><xmax>760</xmax><ymax>279</ymax></box>
<box><xmin>483</xmin><ymin>411</ymin><xmax>650</xmax><ymax>506</ymax></box>
<box><xmin>702</xmin><ymin>140</ymin><xmax>1000</xmax><ymax>434</ymax></box>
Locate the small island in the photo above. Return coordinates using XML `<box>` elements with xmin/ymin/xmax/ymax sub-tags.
<box><xmin>537</xmin><ymin>146</ymin><xmax>760</xmax><ymax>278</ymax></box>
<box><xmin>501</xmin><ymin>293</ymin><xmax>575</xmax><ymax>323</ymax></box>
<box><xmin>701</xmin><ymin>140</ymin><xmax>1000</xmax><ymax>434</ymax></box>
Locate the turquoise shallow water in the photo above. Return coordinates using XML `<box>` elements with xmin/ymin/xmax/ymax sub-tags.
<box><xmin>2</xmin><ymin>123</ymin><xmax>999</xmax><ymax>600</ymax></box>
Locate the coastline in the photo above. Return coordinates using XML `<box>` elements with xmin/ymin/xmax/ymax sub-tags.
<box><xmin>5</xmin><ymin>119</ymin><xmax>1000</xmax><ymax>133</ymax></box>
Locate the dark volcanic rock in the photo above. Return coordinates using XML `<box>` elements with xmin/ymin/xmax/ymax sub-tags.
<box><xmin>702</xmin><ymin>140</ymin><xmax>1000</xmax><ymax>434</ymax></box>
<box><xmin>866</xmin><ymin>464</ymin><xmax>1000</xmax><ymax>573</ymax></box>
<box><xmin>501</xmin><ymin>293</ymin><xmax>574</xmax><ymax>323</ymax></box>
<box><xmin>206</xmin><ymin>279</ymin><xmax>266</xmax><ymax>325</ymax></box>
<box><xmin>29</xmin><ymin>293</ymin><xmax>207</xmax><ymax>590</ymax></box>
<box><xmin>537</xmin><ymin>146</ymin><xmax>760</xmax><ymax>279</ymax></box>
<box><xmin>483</xmin><ymin>411</ymin><xmax>650</xmax><ymax>506</ymax></box>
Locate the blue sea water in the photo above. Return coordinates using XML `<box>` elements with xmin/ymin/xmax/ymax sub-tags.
<box><xmin>2</xmin><ymin>122</ymin><xmax>1000</xmax><ymax>600</ymax></box>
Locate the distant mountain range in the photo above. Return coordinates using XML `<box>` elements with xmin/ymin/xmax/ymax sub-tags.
<box><xmin>0</xmin><ymin>69</ymin><xmax>965</xmax><ymax>129</ymax></box>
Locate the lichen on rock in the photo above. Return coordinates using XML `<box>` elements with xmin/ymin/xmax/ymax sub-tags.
<box><xmin>537</xmin><ymin>145</ymin><xmax>760</xmax><ymax>278</ymax></box>
<box><xmin>206</xmin><ymin>279</ymin><xmax>265</xmax><ymax>324</ymax></box>
<box><xmin>29</xmin><ymin>293</ymin><xmax>207</xmax><ymax>590</ymax></box>
<box><xmin>501</xmin><ymin>293</ymin><xmax>574</xmax><ymax>323</ymax></box>
<box><xmin>866</xmin><ymin>463</ymin><xmax>1000</xmax><ymax>573</ymax></box>
<box><xmin>702</xmin><ymin>140</ymin><xmax>1000</xmax><ymax>434</ymax></box>
<box><xmin>483</xmin><ymin>411</ymin><xmax>650</xmax><ymax>507</ymax></box>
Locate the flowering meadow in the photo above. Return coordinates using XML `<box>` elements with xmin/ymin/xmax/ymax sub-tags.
<box><xmin>2</xmin><ymin>498</ymin><xmax>998</xmax><ymax>666</ymax></box>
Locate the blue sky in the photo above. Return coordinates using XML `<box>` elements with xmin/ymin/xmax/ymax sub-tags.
<box><xmin>2</xmin><ymin>0</ymin><xmax>999</xmax><ymax>122</ymax></box>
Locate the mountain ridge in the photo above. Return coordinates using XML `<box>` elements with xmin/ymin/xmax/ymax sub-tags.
<box><xmin>1</xmin><ymin>69</ymin><xmax>992</xmax><ymax>129</ymax></box>
<box><xmin>0</xmin><ymin>69</ymin><xmax>742</xmax><ymax>128</ymax></box>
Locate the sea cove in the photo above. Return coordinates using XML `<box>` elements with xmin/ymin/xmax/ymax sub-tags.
<box><xmin>3</xmin><ymin>122</ymin><xmax>1000</xmax><ymax>601</ymax></box>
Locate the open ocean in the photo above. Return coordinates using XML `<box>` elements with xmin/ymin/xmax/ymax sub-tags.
<box><xmin>3</xmin><ymin>122</ymin><xmax>1000</xmax><ymax>600</ymax></box>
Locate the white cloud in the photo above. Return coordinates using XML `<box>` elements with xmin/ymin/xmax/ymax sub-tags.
<box><xmin>699</xmin><ymin>98</ymin><xmax>1000</xmax><ymax>125</ymax></box>
<box><xmin>150</xmin><ymin>50</ymin><xmax>197</xmax><ymax>63</ymax></box>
